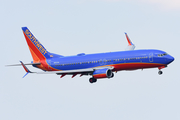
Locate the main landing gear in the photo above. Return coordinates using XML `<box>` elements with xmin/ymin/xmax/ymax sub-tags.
<box><xmin>158</xmin><ymin>70</ymin><xmax>163</xmax><ymax>75</ymax></box>
<box><xmin>89</xmin><ymin>78</ymin><xmax>97</xmax><ymax>83</ymax></box>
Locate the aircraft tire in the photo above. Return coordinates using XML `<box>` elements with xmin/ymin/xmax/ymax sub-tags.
<box><xmin>89</xmin><ymin>78</ymin><xmax>94</xmax><ymax>83</ymax></box>
<box><xmin>93</xmin><ymin>78</ymin><xmax>97</xmax><ymax>83</ymax></box>
<box><xmin>158</xmin><ymin>71</ymin><xmax>163</xmax><ymax>75</ymax></box>
<box><xmin>89</xmin><ymin>78</ymin><xmax>97</xmax><ymax>83</ymax></box>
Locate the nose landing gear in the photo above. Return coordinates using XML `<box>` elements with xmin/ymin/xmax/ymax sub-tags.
<box><xmin>158</xmin><ymin>66</ymin><xmax>166</xmax><ymax>75</ymax></box>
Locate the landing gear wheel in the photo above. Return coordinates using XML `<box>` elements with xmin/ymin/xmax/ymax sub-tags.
<box><xmin>158</xmin><ymin>71</ymin><xmax>163</xmax><ymax>75</ymax></box>
<box><xmin>93</xmin><ymin>79</ymin><xmax>97</xmax><ymax>83</ymax></box>
<box><xmin>89</xmin><ymin>78</ymin><xmax>93</xmax><ymax>83</ymax></box>
<box><xmin>89</xmin><ymin>78</ymin><xmax>97</xmax><ymax>83</ymax></box>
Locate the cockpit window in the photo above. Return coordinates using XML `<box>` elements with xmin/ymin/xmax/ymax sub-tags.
<box><xmin>158</xmin><ymin>53</ymin><xmax>168</xmax><ymax>57</ymax></box>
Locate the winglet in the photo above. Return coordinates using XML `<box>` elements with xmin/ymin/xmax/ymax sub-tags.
<box><xmin>20</xmin><ymin>61</ymin><xmax>32</xmax><ymax>78</ymax></box>
<box><xmin>124</xmin><ymin>33</ymin><xmax>135</xmax><ymax>50</ymax></box>
<box><xmin>22</xmin><ymin>72</ymin><xmax>29</xmax><ymax>78</ymax></box>
<box><xmin>125</xmin><ymin>32</ymin><xmax>133</xmax><ymax>46</ymax></box>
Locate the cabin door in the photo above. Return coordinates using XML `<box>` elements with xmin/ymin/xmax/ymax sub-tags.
<box><xmin>149</xmin><ymin>53</ymin><xmax>153</xmax><ymax>62</ymax></box>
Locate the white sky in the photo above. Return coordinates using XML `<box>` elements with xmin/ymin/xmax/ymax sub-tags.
<box><xmin>1</xmin><ymin>0</ymin><xmax>180</xmax><ymax>120</ymax></box>
<box><xmin>91</xmin><ymin>0</ymin><xmax>180</xmax><ymax>10</ymax></box>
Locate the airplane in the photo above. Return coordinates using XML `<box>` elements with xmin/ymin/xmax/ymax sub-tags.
<box><xmin>8</xmin><ymin>27</ymin><xmax>174</xmax><ymax>83</ymax></box>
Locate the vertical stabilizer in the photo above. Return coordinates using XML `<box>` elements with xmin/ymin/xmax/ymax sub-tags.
<box><xmin>22</xmin><ymin>27</ymin><xmax>51</xmax><ymax>61</ymax></box>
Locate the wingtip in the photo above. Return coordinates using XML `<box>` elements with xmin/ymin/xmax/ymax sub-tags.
<box><xmin>20</xmin><ymin>61</ymin><xmax>24</xmax><ymax>65</ymax></box>
<box><xmin>22</xmin><ymin>72</ymin><xmax>29</xmax><ymax>78</ymax></box>
<box><xmin>20</xmin><ymin>61</ymin><xmax>31</xmax><ymax>73</ymax></box>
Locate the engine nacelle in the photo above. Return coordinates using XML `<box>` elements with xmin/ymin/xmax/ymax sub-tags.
<box><xmin>93</xmin><ymin>68</ymin><xmax>113</xmax><ymax>79</ymax></box>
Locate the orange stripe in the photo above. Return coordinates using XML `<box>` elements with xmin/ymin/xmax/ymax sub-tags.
<box><xmin>126</xmin><ymin>35</ymin><xmax>131</xmax><ymax>45</ymax></box>
<box><xmin>28</xmin><ymin>45</ymin><xmax>48</xmax><ymax>71</ymax></box>
<box><xmin>28</xmin><ymin>46</ymin><xmax>40</xmax><ymax>62</ymax></box>
<box><xmin>93</xmin><ymin>74</ymin><xmax>107</xmax><ymax>79</ymax></box>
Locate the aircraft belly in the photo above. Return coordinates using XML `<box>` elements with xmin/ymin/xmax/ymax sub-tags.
<box><xmin>112</xmin><ymin>62</ymin><xmax>165</xmax><ymax>71</ymax></box>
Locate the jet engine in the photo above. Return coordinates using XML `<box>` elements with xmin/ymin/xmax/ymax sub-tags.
<box><xmin>93</xmin><ymin>68</ymin><xmax>114</xmax><ymax>79</ymax></box>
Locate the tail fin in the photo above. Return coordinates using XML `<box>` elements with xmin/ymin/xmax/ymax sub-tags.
<box><xmin>22</xmin><ymin>27</ymin><xmax>51</xmax><ymax>61</ymax></box>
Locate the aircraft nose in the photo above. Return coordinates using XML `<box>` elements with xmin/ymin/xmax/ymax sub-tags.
<box><xmin>167</xmin><ymin>55</ymin><xmax>174</xmax><ymax>64</ymax></box>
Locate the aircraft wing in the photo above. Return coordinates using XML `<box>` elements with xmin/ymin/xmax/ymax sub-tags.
<box><xmin>20</xmin><ymin>61</ymin><xmax>114</xmax><ymax>78</ymax></box>
<box><xmin>37</xmin><ymin>66</ymin><xmax>114</xmax><ymax>74</ymax></box>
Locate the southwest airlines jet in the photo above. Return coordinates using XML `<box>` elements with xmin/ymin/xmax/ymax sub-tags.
<box><xmin>8</xmin><ymin>27</ymin><xmax>174</xmax><ymax>83</ymax></box>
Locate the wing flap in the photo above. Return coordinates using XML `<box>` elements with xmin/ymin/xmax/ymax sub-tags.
<box><xmin>36</xmin><ymin>68</ymin><xmax>94</xmax><ymax>74</ymax></box>
<box><xmin>16</xmin><ymin>62</ymin><xmax>114</xmax><ymax>78</ymax></box>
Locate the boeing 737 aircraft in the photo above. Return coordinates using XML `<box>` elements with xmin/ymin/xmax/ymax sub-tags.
<box><xmin>8</xmin><ymin>27</ymin><xmax>174</xmax><ymax>83</ymax></box>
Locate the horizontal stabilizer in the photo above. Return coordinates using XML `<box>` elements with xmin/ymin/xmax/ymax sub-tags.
<box><xmin>6</xmin><ymin>62</ymin><xmax>41</xmax><ymax>66</ymax></box>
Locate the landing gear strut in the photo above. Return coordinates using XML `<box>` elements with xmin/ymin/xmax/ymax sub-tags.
<box><xmin>89</xmin><ymin>78</ymin><xmax>97</xmax><ymax>83</ymax></box>
<box><xmin>158</xmin><ymin>70</ymin><xmax>163</xmax><ymax>75</ymax></box>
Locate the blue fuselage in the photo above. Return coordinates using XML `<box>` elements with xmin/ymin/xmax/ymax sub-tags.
<box><xmin>45</xmin><ymin>49</ymin><xmax>174</xmax><ymax>71</ymax></box>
